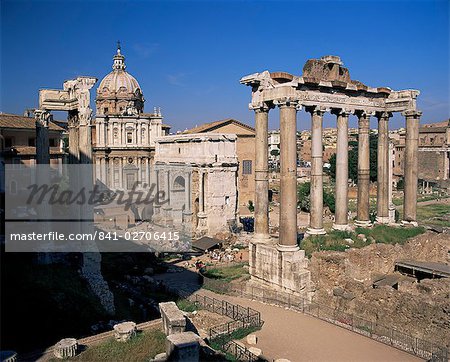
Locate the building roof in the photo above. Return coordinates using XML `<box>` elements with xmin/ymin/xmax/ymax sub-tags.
<box><xmin>184</xmin><ymin>118</ymin><xmax>255</xmax><ymax>135</ymax></box>
<box><xmin>0</xmin><ymin>113</ymin><xmax>65</xmax><ymax>132</ymax></box>
<box><xmin>192</xmin><ymin>236</ymin><xmax>222</xmax><ymax>251</ymax></box>
<box><xmin>421</xmin><ymin>120</ymin><xmax>449</xmax><ymax>128</ymax></box>
<box><xmin>4</xmin><ymin>146</ymin><xmax>64</xmax><ymax>156</ymax></box>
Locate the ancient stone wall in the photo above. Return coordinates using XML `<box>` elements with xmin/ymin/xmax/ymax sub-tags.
<box><xmin>309</xmin><ymin>232</ymin><xmax>450</xmax><ymax>348</ymax></box>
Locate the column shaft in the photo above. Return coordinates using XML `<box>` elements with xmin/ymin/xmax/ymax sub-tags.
<box><xmin>403</xmin><ymin>110</ymin><xmax>421</xmax><ymax>222</ymax></box>
<box><xmin>333</xmin><ymin>110</ymin><xmax>349</xmax><ymax>229</ymax></box>
<box><xmin>254</xmin><ymin>106</ymin><xmax>270</xmax><ymax>240</ymax></box>
<box><xmin>356</xmin><ymin>112</ymin><xmax>371</xmax><ymax>226</ymax></box>
<box><xmin>308</xmin><ymin>107</ymin><xmax>326</xmax><ymax>234</ymax></box>
<box><xmin>278</xmin><ymin>101</ymin><xmax>298</xmax><ymax>248</ymax></box>
<box><xmin>377</xmin><ymin>112</ymin><xmax>390</xmax><ymax>222</ymax></box>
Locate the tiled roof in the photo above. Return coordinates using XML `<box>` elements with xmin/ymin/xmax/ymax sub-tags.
<box><xmin>184</xmin><ymin>118</ymin><xmax>255</xmax><ymax>134</ymax></box>
<box><xmin>4</xmin><ymin>146</ymin><xmax>64</xmax><ymax>156</ymax></box>
<box><xmin>0</xmin><ymin>113</ymin><xmax>65</xmax><ymax>131</ymax></box>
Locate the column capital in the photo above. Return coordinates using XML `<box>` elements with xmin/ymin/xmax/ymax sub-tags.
<box><xmin>274</xmin><ymin>97</ymin><xmax>300</xmax><ymax>109</ymax></box>
<box><xmin>402</xmin><ymin>109</ymin><xmax>422</xmax><ymax>118</ymax></box>
<box><xmin>356</xmin><ymin>110</ymin><xmax>375</xmax><ymax>119</ymax></box>
<box><xmin>34</xmin><ymin>109</ymin><xmax>52</xmax><ymax>128</ymax></box>
<box><xmin>331</xmin><ymin>108</ymin><xmax>352</xmax><ymax>117</ymax></box>
<box><xmin>250</xmin><ymin>102</ymin><xmax>272</xmax><ymax>113</ymax></box>
<box><xmin>376</xmin><ymin>111</ymin><xmax>392</xmax><ymax>120</ymax></box>
<box><xmin>306</xmin><ymin>105</ymin><xmax>329</xmax><ymax>116</ymax></box>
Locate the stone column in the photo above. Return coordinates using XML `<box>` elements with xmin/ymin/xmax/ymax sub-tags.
<box><xmin>35</xmin><ymin>110</ymin><xmax>51</xmax><ymax>165</ymax></box>
<box><xmin>355</xmin><ymin>111</ymin><xmax>372</xmax><ymax>227</ymax></box>
<box><xmin>333</xmin><ymin>109</ymin><xmax>351</xmax><ymax>230</ymax></box>
<box><xmin>403</xmin><ymin>110</ymin><xmax>422</xmax><ymax>223</ymax></box>
<box><xmin>253</xmin><ymin>103</ymin><xmax>271</xmax><ymax>242</ymax></box>
<box><xmin>376</xmin><ymin>112</ymin><xmax>391</xmax><ymax>223</ymax></box>
<box><xmin>68</xmin><ymin>110</ymin><xmax>80</xmax><ymax>164</ymax></box>
<box><xmin>307</xmin><ymin>106</ymin><xmax>326</xmax><ymax>235</ymax></box>
<box><xmin>277</xmin><ymin>99</ymin><xmax>299</xmax><ymax>250</ymax></box>
<box><xmin>388</xmin><ymin>141</ymin><xmax>396</xmax><ymax>223</ymax></box>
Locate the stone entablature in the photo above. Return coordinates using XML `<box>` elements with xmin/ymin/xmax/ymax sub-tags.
<box><xmin>155</xmin><ymin>133</ymin><xmax>238</xmax><ymax>166</ymax></box>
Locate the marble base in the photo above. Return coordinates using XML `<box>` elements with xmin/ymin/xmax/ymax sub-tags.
<box><xmin>306</xmin><ymin>227</ymin><xmax>326</xmax><ymax>236</ymax></box>
<box><xmin>375</xmin><ymin>216</ymin><xmax>391</xmax><ymax>224</ymax></box>
<box><xmin>249</xmin><ymin>239</ymin><xmax>311</xmax><ymax>299</ymax></box>
<box><xmin>354</xmin><ymin>220</ymin><xmax>372</xmax><ymax>228</ymax></box>
<box><xmin>332</xmin><ymin>223</ymin><xmax>351</xmax><ymax>231</ymax></box>
<box><xmin>401</xmin><ymin>220</ymin><xmax>419</xmax><ymax>227</ymax></box>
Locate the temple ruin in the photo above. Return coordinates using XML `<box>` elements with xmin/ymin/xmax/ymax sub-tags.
<box><xmin>241</xmin><ymin>55</ymin><xmax>421</xmax><ymax>296</ymax></box>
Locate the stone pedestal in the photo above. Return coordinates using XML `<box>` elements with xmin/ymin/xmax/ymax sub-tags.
<box><xmin>249</xmin><ymin>239</ymin><xmax>311</xmax><ymax>298</ymax></box>
<box><xmin>165</xmin><ymin>332</ymin><xmax>200</xmax><ymax>362</ymax></box>
<box><xmin>113</xmin><ymin>321</ymin><xmax>137</xmax><ymax>342</ymax></box>
<box><xmin>195</xmin><ymin>212</ymin><xmax>208</xmax><ymax>237</ymax></box>
<box><xmin>159</xmin><ymin>302</ymin><xmax>186</xmax><ymax>336</ymax></box>
<box><xmin>53</xmin><ymin>338</ymin><xmax>78</xmax><ymax>359</ymax></box>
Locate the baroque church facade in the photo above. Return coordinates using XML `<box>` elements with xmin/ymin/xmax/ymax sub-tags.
<box><xmin>93</xmin><ymin>45</ymin><xmax>169</xmax><ymax>190</ymax></box>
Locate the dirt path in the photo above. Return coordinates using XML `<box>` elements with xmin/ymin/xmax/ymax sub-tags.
<box><xmin>199</xmin><ymin>289</ymin><xmax>421</xmax><ymax>362</ymax></box>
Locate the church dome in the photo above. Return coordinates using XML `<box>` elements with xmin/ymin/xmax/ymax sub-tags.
<box><xmin>96</xmin><ymin>44</ymin><xmax>145</xmax><ymax>115</ymax></box>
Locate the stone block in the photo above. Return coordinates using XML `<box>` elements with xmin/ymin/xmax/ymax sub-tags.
<box><xmin>53</xmin><ymin>338</ymin><xmax>78</xmax><ymax>359</ymax></box>
<box><xmin>248</xmin><ymin>347</ymin><xmax>262</xmax><ymax>356</ymax></box>
<box><xmin>152</xmin><ymin>352</ymin><xmax>168</xmax><ymax>362</ymax></box>
<box><xmin>166</xmin><ymin>331</ymin><xmax>200</xmax><ymax>362</ymax></box>
<box><xmin>159</xmin><ymin>302</ymin><xmax>186</xmax><ymax>336</ymax></box>
<box><xmin>246</xmin><ymin>334</ymin><xmax>257</xmax><ymax>345</ymax></box>
<box><xmin>249</xmin><ymin>241</ymin><xmax>311</xmax><ymax>298</ymax></box>
<box><xmin>274</xmin><ymin>359</ymin><xmax>291</xmax><ymax>362</ymax></box>
<box><xmin>113</xmin><ymin>321</ymin><xmax>137</xmax><ymax>342</ymax></box>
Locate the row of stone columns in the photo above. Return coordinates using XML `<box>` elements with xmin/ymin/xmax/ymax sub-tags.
<box><xmin>252</xmin><ymin>101</ymin><xmax>422</xmax><ymax>249</ymax></box>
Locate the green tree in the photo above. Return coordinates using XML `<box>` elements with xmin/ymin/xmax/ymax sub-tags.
<box><xmin>297</xmin><ymin>182</ymin><xmax>335</xmax><ymax>213</ymax></box>
<box><xmin>270</xmin><ymin>149</ymin><xmax>280</xmax><ymax>157</ymax></box>
<box><xmin>297</xmin><ymin>182</ymin><xmax>311</xmax><ymax>212</ymax></box>
<box><xmin>329</xmin><ymin>132</ymin><xmax>378</xmax><ymax>183</ymax></box>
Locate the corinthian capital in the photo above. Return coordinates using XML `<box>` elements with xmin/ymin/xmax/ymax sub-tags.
<box><xmin>34</xmin><ymin>109</ymin><xmax>52</xmax><ymax>128</ymax></box>
<box><xmin>402</xmin><ymin>109</ymin><xmax>422</xmax><ymax>119</ymax></box>
<box><xmin>306</xmin><ymin>105</ymin><xmax>329</xmax><ymax>116</ymax></box>
<box><xmin>274</xmin><ymin>97</ymin><xmax>300</xmax><ymax>110</ymax></box>
<box><xmin>249</xmin><ymin>102</ymin><xmax>272</xmax><ymax>113</ymax></box>
<box><xmin>376</xmin><ymin>111</ymin><xmax>392</xmax><ymax>120</ymax></box>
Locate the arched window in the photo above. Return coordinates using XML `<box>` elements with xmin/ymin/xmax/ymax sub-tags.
<box><xmin>173</xmin><ymin>176</ymin><xmax>185</xmax><ymax>190</ymax></box>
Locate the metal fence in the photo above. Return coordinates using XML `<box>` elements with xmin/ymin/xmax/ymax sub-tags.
<box><xmin>204</xmin><ymin>279</ymin><xmax>449</xmax><ymax>362</ymax></box>
<box><xmin>188</xmin><ymin>293</ymin><xmax>264</xmax><ymax>362</ymax></box>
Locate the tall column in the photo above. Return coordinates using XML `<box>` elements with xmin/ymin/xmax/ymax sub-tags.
<box><xmin>277</xmin><ymin>99</ymin><xmax>299</xmax><ymax>250</ymax></box>
<box><xmin>253</xmin><ymin>103</ymin><xmax>271</xmax><ymax>242</ymax></box>
<box><xmin>388</xmin><ymin>141</ymin><xmax>396</xmax><ymax>222</ymax></box>
<box><xmin>307</xmin><ymin>106</ymin><xmax>326</xmax><ymax>235</ymax></box>
<box><xmin>403</xmin><ymin>110</ymin><xmax>422</xmax><ymax>223</ymax></box>
<box><xmin>35</xmin><ymin>110</ymin><xmax>51</xmax><ymax>165</ymax></box>
<box><xmin>355</xmin><ymin>111</ymin><xmax>372</xmax><ymax>227</ymax></box>
<box><xmin>68</xmin><ymin>110</ymin><xmax>80</xmax><ymax>164</ymax></box>
<box><xmin>376</xmin><ymin>112</ymin><xmax>391</xmax><ymax>223</ymax></box>
<box><xmin>333</xmin><ymin>109</ymin><xmax>351</xmax><ymax>230</ymax></box>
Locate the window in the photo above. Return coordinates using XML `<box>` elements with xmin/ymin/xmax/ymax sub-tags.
<box><xmin>10</xmin><ymin>180</ymin><xmax>17</xmax><ymax>195</ymax></box>
<box><xmin>28</xmin><ymin>138</ymin><xmax>36</xmax><ymax>147</ymax></box>
<box><xmin>104</xmin><ymin>107</ymin><xmax>109</xmax><ymax>114</ymax></box>
<box><xmin>49</xmin><ymin>138</ymin><xmax>57</xmax><ymax>147</ymax></box>
<box><xmin>5</xmin><ymin>137</ymin><xmax>13</xmax><ymax>148</ymax></box>
<box><xmin>242</xmin><ymin>160</ymin><xmax>252</xmax><ymax>175</ymax></box>
<box><xmin>127</xmin><ymin>132</ymin><xmax>133</xmax><ymax>144</ymax></box>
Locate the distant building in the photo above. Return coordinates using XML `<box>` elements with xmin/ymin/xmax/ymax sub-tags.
<box><xmin>0</xmin><ymin>112</ymin><xmax>66</xmax><ymax>193</ymax></box>
<box><xmin>0</xmin><ymin>113</ymin><xmax>65</xmax><ymax>166</ymax></box>
<box><xmin>392</xmin><ymin>120</ymin><xmax>450</xmax><ymax>190</ymax></box>
<box><xmin>184</xmin><ymin>119</ymin><xmax>255</xmax><ymax>212</ymax></box>
<box><xmin>93</xmin><ymin>45</ymin><xmax>170</xmax><ymax>190</ymax></box>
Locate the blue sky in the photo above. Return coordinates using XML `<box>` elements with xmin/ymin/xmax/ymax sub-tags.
<box><xmin>1</xmin><ymin>0</ymin><xmax>449</xmax><ymax>131</ymax></box>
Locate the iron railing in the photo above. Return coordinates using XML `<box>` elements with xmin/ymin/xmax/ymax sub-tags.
<box><xmin>202</xmin><ymin>278</ymin><xmax>449</xmax><ymax>362</ymax></box>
